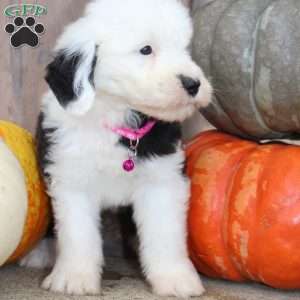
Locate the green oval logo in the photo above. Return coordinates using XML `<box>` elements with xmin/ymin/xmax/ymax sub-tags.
<box><xmin>4</xmin><ymin>4</ymin><xmax>47</xmax><ymax>17</ymax></box>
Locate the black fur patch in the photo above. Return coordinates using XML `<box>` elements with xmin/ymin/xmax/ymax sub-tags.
<box><xmin>119</xmin><ymin>113</ymin><xmax>182</xmax><ymax>158</ymax></box>
<box><xmin>118</xmin><ymin>206</ymin><xmax>138</xmax><ymax>258</ymax></box>
<box><xmin>45</xmin><ymin>48</ymin><xmax>97</xmax><ymax>107</ymax></box>
<box><xmin>36</xmin><ymin>112</ymin><xmax>56</xmax><ymax>178</ymax></box>
<box><xmin>181</xmin><ymin>160</ymin><xmax>187</xmax><ymax>175</ymax></box>
<box><xmin>36</xmin><ymin>113</ymin><xmax>56</xmax><ymax>237</ymax></box>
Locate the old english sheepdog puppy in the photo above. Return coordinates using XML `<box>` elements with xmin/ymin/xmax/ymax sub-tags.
<box><xmin>20</xmin><ymin>0</ymin><xmax>212</xmax><ymax>297</ymax></box>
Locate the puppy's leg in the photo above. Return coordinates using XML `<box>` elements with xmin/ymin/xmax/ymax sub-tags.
<box><xmin>19</xmin><ymin>238</ymin><xmax>55</xmax><ymax>269</ymax></box>
<box><xmin>133</xmin><ymin>174</ymin><xmax>204</xmax><ymax>298</ymax></box>
<box><xmin>42</xmin><ymin>188</ymin><xmax>102</xmax><ymax>295</ymax></box>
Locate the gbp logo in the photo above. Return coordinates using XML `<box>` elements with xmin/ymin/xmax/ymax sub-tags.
<box><xmin>4</xmin><ymin>4</ymin><xmax>47</xmax><ymax>48</ymax></box>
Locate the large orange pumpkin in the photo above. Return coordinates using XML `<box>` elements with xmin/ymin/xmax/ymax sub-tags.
<box><xmin>186</xmin><ymin>130</ymin><xmax>300</xmax><ymax>289</ymax></box>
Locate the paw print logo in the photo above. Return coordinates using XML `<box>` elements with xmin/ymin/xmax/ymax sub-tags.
<box><xmin>5</xmin><ymin>16</ymin><xmax>45</xmax><ymax>48</ymax></box>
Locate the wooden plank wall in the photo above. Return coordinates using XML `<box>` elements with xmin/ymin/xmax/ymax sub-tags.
<box><xmin>0</xmin><ymin>0</ymin><xmax>191</xmax><ymax>133</ymax></box>
<box><xmin>1</xmin><ymin>0</ymin><xmax>91</xmax><ymax>133</ymax></box>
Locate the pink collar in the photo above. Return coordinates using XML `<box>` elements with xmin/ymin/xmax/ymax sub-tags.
<box><xmin>105</xmin><ymin>120</ymin><xmax>156</xmax><ymax>141</ymax></box>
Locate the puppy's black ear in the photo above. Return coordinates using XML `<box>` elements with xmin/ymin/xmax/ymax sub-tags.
<box><xmin>45</xmin><ymin>45</ymin><xmax>98</xmax><ymax>115</ymax></box>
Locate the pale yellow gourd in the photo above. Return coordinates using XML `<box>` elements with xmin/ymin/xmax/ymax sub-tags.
<box><xmin>0</xmin><ymin>121</ymin><xmax>50</xmax><ymax>266</ymax></box>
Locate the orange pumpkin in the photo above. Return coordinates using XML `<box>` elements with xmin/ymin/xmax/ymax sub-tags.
<box><xmin>186</xmin><ymin>130</ymin><xmax>300</xmax><ymax>289</ymax></box>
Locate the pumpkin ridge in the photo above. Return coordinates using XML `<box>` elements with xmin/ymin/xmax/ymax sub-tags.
<box><xmin>250</xmin><ymin>0</ymin><xmax>279</xmax><ymax>136</ymax></box>
<box><xmin>212</xmin><ymin>0</ymin><xmax>272</xmax><ymax>138</ymax></box>
<box><xmin>207</xmin><ymin>0</ymin><xmax>254</xmax><ymax>138</ymax></box>
<box><xmin>209</xmin><ymin>0</ymin><xmax>239</xmax><ymax>76</ymax></box>
<box><xmin>221</xmin><ymin>142</ymin><xmax>258</xmax><ymax>280</ymax></box>
<box><xmin>253</xmin><ymin>143</ymin><xmax>298</xmax><ymax>288</ymax></box>
<box><xmin>252</xmin><ymin>144</ymin><xmax>276</xmax><ymax>283</ymax></box>
<box><xmin>226</xmin><ymin>142</ymin><xmax>269</xmax><ymax>282</ymax></box>
<box><xmin>238</xmin><ymin>143</ymin><xmax>273</xmax><ymax>282</ymax></box>
<box><xmin>215</xmin><ymin>140</ymin><xmax>256</xmax><ymax>279</ymax></box>
<box><xmin>187</xmin><ymin>134</ymin><xmax>256</xmax><ymax>280</ymax></box>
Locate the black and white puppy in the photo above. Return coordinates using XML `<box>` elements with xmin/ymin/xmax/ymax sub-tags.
<box><xmin>20</xmin><ymin>0</ymin><xmax>212</xmax><ymax>297</ymax></box>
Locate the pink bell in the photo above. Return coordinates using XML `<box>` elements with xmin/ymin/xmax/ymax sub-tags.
<box><xmin>123</xmin><ymin>159</ymin><xmax>135</xmax><ymax>172</ymax></box>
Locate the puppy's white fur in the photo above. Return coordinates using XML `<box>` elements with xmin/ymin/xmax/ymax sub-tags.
<box><xmin>20</xmin><ymin>0</ymin><xmax>212</xmax><ymax>297</ymax></box>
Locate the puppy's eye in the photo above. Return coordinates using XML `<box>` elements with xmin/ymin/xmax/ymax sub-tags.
<box><xmin>140</xmin><ymin>45</ymin><xmax>152</xmax><ymax>55</ymax></box>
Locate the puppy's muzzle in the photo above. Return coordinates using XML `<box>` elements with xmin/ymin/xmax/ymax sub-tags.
<box><xmin>179</xmin><ymin>75</ymin><xmax>201</xmax><ymax>97</ymax></box>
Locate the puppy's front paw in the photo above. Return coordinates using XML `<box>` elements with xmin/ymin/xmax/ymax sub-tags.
<box><xmin>42</xmin><ymin>264</ymin><xmax>101</xmax><ymax>295</ymax></box>
<box><xmin>149</xmin><ymin>262</ymin><xmax>205</xmax><ymax>298</ymax></box>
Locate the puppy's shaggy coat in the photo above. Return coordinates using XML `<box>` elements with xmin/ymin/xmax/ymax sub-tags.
<box><xmin>21</xmin><ymin>0</ymin><xmax>212</xmax><ymax>297</ymax></box>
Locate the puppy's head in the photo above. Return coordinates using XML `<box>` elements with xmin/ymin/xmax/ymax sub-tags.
<box><xmin>46</xmin><ymin>0</ymin><xmax>212</xmax><ymax>121</ymax></box>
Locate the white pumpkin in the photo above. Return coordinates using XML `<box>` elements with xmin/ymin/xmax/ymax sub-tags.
<box><xmin>0</xmin><ymin>121</ymin><xmax>49</xmax><ymax>266</ymax></box>
<box><xmin>0</xmin><ymin>139</ymin><xmax>27</xmax><ymax>266</ymax></box>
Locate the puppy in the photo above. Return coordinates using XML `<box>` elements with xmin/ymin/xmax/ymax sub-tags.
<box><xmin>20</xmin><ymin>0</ymin><xmax>212</xmax><ymax>297</ymax></box>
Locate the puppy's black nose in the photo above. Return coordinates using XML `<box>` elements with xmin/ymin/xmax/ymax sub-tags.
<box><xmin>179</xmin><ymin>75</ymin><xmax>201</xmax><ymax>97</ymax></box>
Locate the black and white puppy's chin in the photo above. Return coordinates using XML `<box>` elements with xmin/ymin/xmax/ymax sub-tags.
<box><xmin>45</xmin><ymin>43</ymin><xmax>98</xmax><ymax>116</ymax></box>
